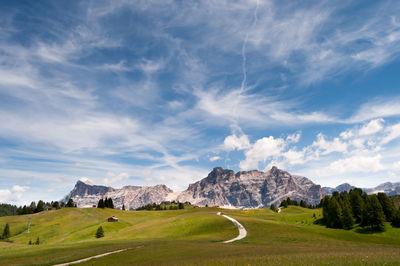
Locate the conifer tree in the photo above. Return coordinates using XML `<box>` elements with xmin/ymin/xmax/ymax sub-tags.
<box><xmin>391</xmin><ymin>209</ymin><xmax>400</xmax><ymax>228</ymax></box>
<box><xmin>35</xmin><ymin>236</ymin><xmax>40</xmax><ymax>245</ymax></box>
<box><xmin>66</xmin><ymin>199</ymin><xmax>74</xmax><ymax>207</ymax></box>
<box><xmin>327</xmin><ymin>197</ymin><xmax>342</xmax><ymax>228</ymax></box>
<box><xmin>2</xmin><ymin>223</ymin><xmax>10</xmax><ymax>239</ymax></box>
<box><xmin>361</xmin><ymin>195</ymin><xmax>386</xmax><ymax>231</ymax></box>
<box><xmin>341</xmin><ymin>199</ymin><xmax>354</xmax><ymax>230</ymax></box>
<box><xmin>300</xmin><ymin>200</ymin><xmax>307</xmax><ymax>208</ymax></box>
<box><xmin>52</xmin><ymin>201</ymin><xmax>60</xmax><ymax>209</ymax></box>
<box><xmin>108</xmin><ymin>198</ymin><xmax>114</xmax><ymax>209</ymax></box>
<box><xmin>350</xmin><ymin>189</ymin><xmax>364</xmax><ymax>223</ymax></box>
<box><xmin>35</xmin><ymin>200</ymin><xmax>45</xmax><ymax>213</ymax></box>
<box><xmin>321</xmin><ymin>196</ymin><xmax>330</xmax><ymax>223</ymax></box>
<box><xmin>377</xmin><ymin>193</ymin><xmax>396</xmax><ymax>222</ymax></box>
<box><xmin>97</xmin><ymin>199</ymin><xmax>105</xmax><ymax>208</ymax></box>
<box><xmin>96</xmin><ymin>226</ymin><xmax>104</xmax><ymax>238</ymax></box>
<box><xmin>122</xmin><ymin>204</ymin><xmax>125</xmax><ymax>210</ymax></box>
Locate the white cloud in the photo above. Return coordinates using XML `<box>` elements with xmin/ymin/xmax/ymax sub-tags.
<box><xmin>194</xmin><ymin>88</ymin><xmax>336</xmax><ymax>128</ymax></box>
<box><xmin>223</xmin><ymin>134</ymin><xmax>251</xmax><ymax>151</ymax></box>
<box><xmin>209</xmin><ymin>156</ymin><xmax>221</xmax><ymax>162</ymax></box>
<box><xmin>340</xmin><ymin>129</ymin><xmax>354</xmax><ymax>139</ymax></box>
<box><xmin>283</xmin><ymin>149</ymin><xmax>306</xmax><ymax>165</ymax></box>
<box><xmin>0</xmin><ymin>185</ymin><xmax>29</xmax><ymax>203</ymax></box>
<box><xmin>240</xmin><ymin>136</ymin><xmax>286</xmax><ymax>170</ymax></box>
<box><xmin>286</xmin><ymin>132</ymin><xmax>301</xmax><ymax>143</ymax></box>
<box><xmin>358</xmin><ymin>118</ymin><xmax>384</xmax><ymax>136</ymax></box>
<box><xmin>103</xmin><ymin>172</ymin><xmax>130</xmax><ymax>185</ymax></box>
<box><xmin>312</xmin><ymin>133</ymin><xmax>347</xmax><ymax>155</ymax></box>
<box><xmin>382</xmin><ymin>122</ymin><xmax>400</xmax><ymax>144</ymax></box>
<box><xmin>327</xmin><ymin>155</ymin><xmax>384</xmax><ymax>174</ymax></box>
<box><xmin>347</xmin><ymin>98</ymin><xmax>400</xmax><ymax>123</ymax></box>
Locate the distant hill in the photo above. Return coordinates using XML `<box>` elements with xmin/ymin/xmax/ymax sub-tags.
<box><xmin>323</xmin><ymin>182</ymin><xmax>400</xmax><ymax>195</ymax></box>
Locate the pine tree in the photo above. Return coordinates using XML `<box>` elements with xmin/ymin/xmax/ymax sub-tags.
<box><xmin>66</xmin><ymin>199</ymin><xmax>74</xmax><ymax>207</ymax></box>
<box><xmin>361</xmin><ymin>195</ymin><xmax>386</xmax><ymax>231</ymax></box>
<box><xmin>350</xmin><ymin>189</ymin><xmax>364</xmax><ymax>223</ymax></box>
<box><xmin>178</xmin><ymin>202</ymin><xmax>184</xmax><ymax>209</ymax></box>
<box><xmin>321</xmin><ymin>196</ymin><xmax>330</xmax><ymax>224</ymax></box>
<box><xmin>377</xmin><ymin>193</ymin><xmax>396</xmax><ymax>222</ymax></box>
<box><xmin>122</xmin><ymin>204</ymin><xmax>125</xmax><ymax>211</ymax></box>
<box><xmin>28</xmin><ymin>239</ymin><xmax>32</xmax><ymax>245</ymax></box>
<box><xmin>35</xmin><ymin>200</ymin><xmax>45</xmax><ymax>213</ymax></box>
<box><xmin>35</xmin><ymin>236</ymin><xmax>40</xmax><ymax>245</ymax></box>
<box><xmin>52</xmin><ymin>201</ymin><xmax>60</xmax><ymax>209</ymax></box>
<box><xmin>2</xmin><ymin>223</ymin><xmax>10</xmax><ymax>239</ymax></box>
<box><xmin>341</xmin><ymin>199</ymin><xmax>354</xmax><ymax>230</ymax></box>
<box><xmin>97</xmin><ymin>199</ymin><xmax>105</xmax><ymax>208</ymax></box>
<box><xmin>29</xmin><ymin>201</ymin><xmax>36</xmax><ymax>213</ymax></box>
<box><xmin>300</xmin><ymin>200</ymin><xmax>307</xmax><ymax>208</ymax></box>
<box><xmin>108</xmin><ymin>198</ymin><xmax>114</xmax><ymax>209</ymax></box>
<box><xmin>327</xmin><ymin>197</ymin><xmax>342</xmax><ymax>228</ymax></box>
<box><xmin>270</xmin><ymin>204</ymin><xmax>278</xmax><ymax>212</ymax></box>
<box><xmin>391</xmin><ymin>210</ymin><xmax>400</xmax><ymax>228</ymax></box>
<box><xmin>96</xmin><ymin>226</ymin><xmax>104</xmax><ymax>238</ymax></box>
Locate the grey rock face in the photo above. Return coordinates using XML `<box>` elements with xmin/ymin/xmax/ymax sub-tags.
<box><xmin>323</xmin><ymin>183</ymin><xmax>355</xmax><ymax>194</ymax></box>
<box><xmin>176</xmin><ymin>166</ymin><xmax>325</xmax><ymax>207</ymax></box>
<box><xmin>61</xmin><ymin>167</ymin><xmax>327</xmax><ymax>209</ymax></box>
<box><xmin>61</xmin><ymin>180</ymin><xmax>173</xmax><ymax>209</ymax></box>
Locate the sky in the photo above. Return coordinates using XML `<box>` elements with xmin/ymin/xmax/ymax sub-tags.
<box><xmin>1</xmin><ymin>0</ymin><xmax>400</xmax><ymax>205</ymax></box>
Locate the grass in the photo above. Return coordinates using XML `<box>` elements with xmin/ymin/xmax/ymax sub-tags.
<box><xmin>0</xmin><ymin>206</ymin><xmax>400</xmax><ymax>265</ymax></box>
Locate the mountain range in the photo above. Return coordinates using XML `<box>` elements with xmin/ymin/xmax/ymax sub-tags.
<box><xmin>61</xmin><ymin>166</ymin><xmax>324</xmax><ymax>209</ymax></box>
<box><xmin>323</xmin><ymin>182</ymin><xmax>400</xmax><ymax>196</ymax></box>
<box><xmin>62</xmin><ymin>166</ymin><xmax>400</xmax><ymax>209</ymax></box>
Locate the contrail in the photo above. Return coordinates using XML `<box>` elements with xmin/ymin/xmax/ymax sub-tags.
<box><xmin>232</xmin><ymin>0</ymin><xmax>260</xmax><ymax>135</ymax></box>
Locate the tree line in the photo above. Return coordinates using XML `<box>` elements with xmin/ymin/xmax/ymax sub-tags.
<box><xmin>97</xmin><ymin>197</ymin><xmax>114</xmax><ymax>209</ymax></box>
<box><xmin>136</xmin><ymin>201</ymin><xmax>187</xmax><ymax>211</ymax></box>
<box><xmin>0</xmin><ymin>199</ymin><xmax>77</xmax><ymax>217</ymax></box>
<box><xmin>321</xmin><ymin>188</ymin><xmax>400</xmax><ymax>231</ymax></box>
<box><xmin>279</xmin><ymin>197</ymin><xmax>317</xmax><ymax>209</ymax></box>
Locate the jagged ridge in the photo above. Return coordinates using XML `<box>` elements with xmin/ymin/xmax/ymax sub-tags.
<box><xmin>62</xmin><ymin>166</ymin><xmax>326</xmax><ymax>209</ymax></box>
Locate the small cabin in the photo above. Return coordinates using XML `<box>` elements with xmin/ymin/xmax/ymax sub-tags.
<box><xmin>107</xmin><ymin>216</ymin><xmax>119</xmax><ymax>222</ymax></box>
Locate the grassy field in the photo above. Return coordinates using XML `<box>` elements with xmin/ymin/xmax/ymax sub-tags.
<box><xmin>0</xmin><ymin>206</ymin><xmax>400</xmax><ymax>265</ymax></box>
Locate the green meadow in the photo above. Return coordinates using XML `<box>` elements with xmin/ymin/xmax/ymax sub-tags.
<box><xmin>1</xmin><ymin>206</ymin><xmax>400</xmax><ymax>265</ymax></box>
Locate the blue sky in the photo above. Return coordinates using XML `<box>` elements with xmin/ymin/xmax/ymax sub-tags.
<box><xmin>1</xmin><ymin>0</ymin><xmax>400</xmax><ymax>205</ymax></box>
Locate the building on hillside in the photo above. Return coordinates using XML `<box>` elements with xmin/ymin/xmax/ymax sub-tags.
<box><xmin>107</xmin><ymin>216</ymin><xmax>118</xmax><ymax>222</ymax></box>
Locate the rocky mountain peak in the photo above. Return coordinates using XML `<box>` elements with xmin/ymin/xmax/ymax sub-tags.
<box><xmin>177</xmin><ymin>167</ymin><xmax>325</xmax><ymax>208</ymax></box>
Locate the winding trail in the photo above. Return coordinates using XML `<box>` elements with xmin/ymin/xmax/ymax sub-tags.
<box><xmin>217</xmin><ymin>212</ymin><xmax>247</xmax><ymax>243</ymax></box>
<box><xmin>54</xmin><ymin>213</ymin><xmax>247</xmax><ymax>265</ymax></box>
<box><xmin>53</xmin><ymin>248</ymin><xmax>130</xmax><ymax>266</ymax></box>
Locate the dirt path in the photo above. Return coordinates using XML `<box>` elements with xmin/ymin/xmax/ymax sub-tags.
<box><xmin>217</xmin><ymin>212</ymin><xmax>247</xmax><ymax>243</ymax></box>
<box><xmin>53</xmin><ymin>248</ymin><xmax>130</xmax><ymax>266</ymax></box>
